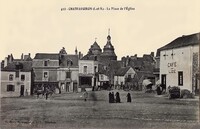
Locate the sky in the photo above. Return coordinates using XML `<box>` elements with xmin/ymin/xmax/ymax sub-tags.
<box><xmin>0</xmin><ymin>0</ymin><xmax>200</xmax><ymax>60</ymax></box>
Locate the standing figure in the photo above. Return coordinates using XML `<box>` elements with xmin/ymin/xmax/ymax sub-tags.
<box><xmin>115</xmin><ymin>92</ymin><xmax>121</xmax><ymax>103</ymax></box>
<box><xmin>126</xmin><ymin>93</ymin><xmax>131</xmax><ymax>102</ymax></box>
<box><xmin>83</xmin><ymin>90</ymin><xmax>88</xmax><ymax>101</ymax></box>
<box><xmin>156</xmin><ymin>85</ymin><xmax>162</xmax><ymax>95</ymax></box>
<box><xmin>111</xmin><ymin>92</ymin><xmax>115</xmax><ymax>103</ymax></box>
<box><xmin>109</xmin><ymin>92</ymin><xmax>112</xmax><ymax>103</ymax></box>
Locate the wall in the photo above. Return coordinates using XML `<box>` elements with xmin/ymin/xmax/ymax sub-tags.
<box><xmin>1</xmin><ymin>71</ymin><xmax>31</xmax><ymax>97</ymax></box>
<box><xmin>33</xmin><ymin>69</ymin><xmax>58</xmax><ymax>82</ymax></box>
<box><xmin>160</xmin><ymin>45</ymin><xmax>199</xmax><ymax>92</ymax></box>
<box><xmin>99</xmin><ymin>74</ymin><xmax>109</xmax><ymax>82</ymax></box>
<box><xmin>79</xmin><ymin>60</ymin><xmax>98</xmax><ymax>75</ymax></box>
<box><xmin>33</xmin><ymin>59</ymin><xmax>59</xmax><ymax>82</ymax></box>
<box><xmin>124</xmin><ymin>68</ymin><xmax>136</xmax><ymax>78</ymax></box>
<box><xmin>114</xmin><ymin>76</ymin><xmax>125</xmax><ymax>86</ymax></box>
<box><xmin>58</xmin><ymin>67</ymin><xmax>79</xmax><ymax>92</ymax></box>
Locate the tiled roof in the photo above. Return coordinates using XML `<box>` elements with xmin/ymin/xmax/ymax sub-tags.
<box><xmin>34</xmin><ymin>53</ymin><xmax>59</xmax><ymax>60</ymax></box>
<box><xmin>59</xmin><ymin>55</ymin><xmax>79</xmax><ymax>67</ymax></box>
<box><xmin>156</xmin><ymin>33</ymin><xmax>200</xmax><ymax>56</ymax></box>
<box><xmin>90</xmin><ymin>41</ymin><xmax>102</xmax><ymax>51</ymax></box>
<box><xmin>1</xmin><ymin>61</ymin><xmax>32</xmax><ymax>72</ymax></box>
<box><xmin>81</xmin><ymin>54</ymin><xmax>99</xmax><ymax>61</ymax></box>
<box><xmin>115</xmin><ymin>66</ymin><xmax>133</xmax><ymax>76</ymax></box>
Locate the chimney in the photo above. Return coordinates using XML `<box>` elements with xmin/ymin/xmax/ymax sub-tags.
<box><xmin>150</xmin><ymin>52</ymin><xmax>154</xmax><ymax>57</ymax></box>
<box><xmin>134</xmin><ymin>54</ymin><xmax>137</xmax><ymax>57</ymax></box>
<box><xmin>78</xmin><ymin>52</ymin><xmax>83</xmax><ymax>59</ymax></box>
<box><xmin>21</xmin><ymin>53</ymin><xmax>24</xmax><ymax>60</ymax></box>
<box><xmin>4</xmin><ymin>57</ymin><xmax>8</xmax><ymax>67</ymax></box>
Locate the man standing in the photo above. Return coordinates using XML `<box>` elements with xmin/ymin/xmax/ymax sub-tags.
<box><xmin>115</xmin><ymin>92</ymin><xmax>121</xmax><ymax>103</ymax></box>
<box><xmin>126</xmin><ymin>93</ymin><xmax>131</xmax><ymax>102</ymax></box>
<box><xmin>83</xmin><ymin>90</ymin><xmax>88</xmax><ymax>101</ymax></box>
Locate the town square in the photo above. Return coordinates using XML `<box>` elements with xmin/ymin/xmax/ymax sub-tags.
<box><xmin>0</xmin><ymin>0</ymin><xmax>200</xmax><ymax>129</ymax></box>
<box><xmin>1</xmin><ymin>90</ymin><xmax>199</xmax><ymax>129</ymax></box>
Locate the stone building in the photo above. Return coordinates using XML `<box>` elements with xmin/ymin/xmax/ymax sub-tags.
<box><xmin>80</xmin><ymin>32</ymin><xmax>118</xmax><ymax>87</ymax></box>
<box><xmin>1</xmin><ymin>54</ymin><xmax>32</xmax><ymax>97</ymax></box>
<box><xmin>156</xmin><ymin>33</ymin><xmax>199</xmax><ymax>94</ymax></box>
<box><xmin>32</xmin><ymin>47</ymin><xmax>80</xmax><ymax>93</ymax></box>
<box><xmin>58</xmin><ymin>47</ymin><xmax>79</xmax><ymax>93</ymax></box>
<box><xmin>32</xmin><ymin>53</ymin><xmax>59</xmax><ymax>92</ymax></box>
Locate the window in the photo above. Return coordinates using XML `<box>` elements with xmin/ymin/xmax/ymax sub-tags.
<box><xmin>83</xmin><ymin>66</ymin><xmax>87</xmax><ymax>74</ymax></box>
<box><xmin>94</xmin><ymin>66</ymin><xmax>97</xmax><ymax>73</ymax></box>
<box><xmin>7</xmin><ymin>85</ymin><xmax>15</xmax><ymax>91</ymax></box>
<box><xmin>9</xmin><ymin>74</ymin><xmax>14</xmax><ymax>81</ymax></box>
<box><xmin>101</xmin><ymin>74</ymin><xmax>104</xmax><ymax>80</ymax></box>
<box><xmin>44</xmin><ymin>72</ymin><xmax>48</xmax><ymax>78</ymax></box>
<box><xmin>178</xmin><ymin>71</ymin><xmax>183</xmax><ymax>86</ymax></box>
<box><xmin>44</xmin><ymin>60</ymin><xmax>48</xmax><ymax>66</ymax></box>
<box><xmin>16</xmin><ymin>71</ymin><xmax>19</xmax><ymax>78</ymax></box>
<box><xmin>128</xmin><ymin>74</ymin><xmax>132</xmax><ymax>78</ymax></box>
<box><xmin>94</xmin><ymin>56</ymin><xmax>97</xmax><ymax>61</ymax></box>
<box><xmin>21</xmin><ymin>75</ymin><xmax>25</xmax><ymax>81</ymax></box>
<box><xmin>66</xmin><ymin>71</ymin><xmax>71</xmax><ymax>78</ymax></box>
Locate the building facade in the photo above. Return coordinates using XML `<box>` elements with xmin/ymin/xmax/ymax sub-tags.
<box><xmin>157</xmin><ymin>33</ymin><xmax>199</xmax><ymax>93</ymax></box>
<box><xmin>1</xmin><ymin>61</ymin><xmax>32</xmax><ymax>97</ymax></box>
<box><xmin>32</xmin><ymin>53</ymin><xmax>59</xmax><ymax>92</ymax></box>
<box><xmin>114</xmin><ymin>66</ymin><xmax>136</xmax><ymax>90</ymax></box>
<box><xmin>58</xmin><ymin>47</ymin><xmax>79</xmax><ymax>93</ymax></box>
<box><xmin>78</xmin><ymin>60</ymin><xmax>98</xmax><ymax>91</ymax></box>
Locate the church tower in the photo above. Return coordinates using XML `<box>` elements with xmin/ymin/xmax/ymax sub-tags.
<box><xmin>101</xmin><ymin>29</ymin><xmax>117</xmax><ymax>60</ymax></box>
<box><xmin>88</xmin><ymin>38</ymin><xmax>102</xmax><ymax>55</ymax></box>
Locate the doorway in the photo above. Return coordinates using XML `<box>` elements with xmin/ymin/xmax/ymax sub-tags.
<box><xmin>20</xmin><ymin>85</ymin><xmax>24</xmax><ymax>96</ymax></box>
<box><xmin>161</xmin><ymin>74</ymin><xmax>166</xmax><ymax>91</ymax></box>
<box><xmin>73</xmin><ymin>82</ymin><xmax>77</xmax><ymax>92</ymax></box>
<box><xmin>66</xmin><ymin>82</ymin><xmax>70</xmax><ymax>92</ymax></box>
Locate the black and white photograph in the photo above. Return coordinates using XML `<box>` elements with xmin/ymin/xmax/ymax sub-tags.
<box><xmin>0</xmin><ymin>0</ymin><xmax>199</xmax><ymax>129</ymax></box>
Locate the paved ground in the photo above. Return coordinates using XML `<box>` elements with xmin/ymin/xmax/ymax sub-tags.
<box><xmin>0</xmin><ymin>90</ymin><xmax>199</xmax><ymax>129</ymax></box>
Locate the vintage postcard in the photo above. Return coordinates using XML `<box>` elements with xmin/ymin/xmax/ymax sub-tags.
<box><xmin>0</xmin><ymin>0</ymin><xmax>199</xmax><ymax>129</ymax></box>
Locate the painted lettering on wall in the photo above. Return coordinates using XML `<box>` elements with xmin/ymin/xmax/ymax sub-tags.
<box><xmin>168</xmin><ymin>62</ymin><xmax>176</xmax><ymax>73</ymax></box>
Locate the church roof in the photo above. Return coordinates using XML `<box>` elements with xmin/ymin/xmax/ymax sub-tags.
<box><xmin>90</xmin><ymin>41</ymin><xmax>102</xmax><ymax>51</ymax></box>
<box><xmin>156</xmin><ymin>32</ymin><xmax>200</xmax><ymax>57</ymax></box>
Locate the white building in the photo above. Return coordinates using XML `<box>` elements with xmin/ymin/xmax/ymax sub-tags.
<box><xmin>58</xmin><ymin>54</ymin><xmax>79</xmax><ymax>93</ymax></box>
<box><xmin>1</xmin><ymin>61</ymin><xmax>32</xmax><ymax>97</ymax></box>
<box><xmin>114</xmin><ymin>66</ymin><xmax>136</xmax><ymax>89</ymax></box>
<box><xmin>157</xmin><ymin>33</ymin><xmax>199</xmax><ymax>93</ymax></box>
<box><xmin>78</xmin><ymin>59</ymin><xmax>98</xmax><ymax>91</ymax></box>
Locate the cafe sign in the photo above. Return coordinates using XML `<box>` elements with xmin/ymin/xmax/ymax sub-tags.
<box><xmin>168</xmin><ymin>62</ymin><xmax>176</xmax><ymax>73</ymax></box>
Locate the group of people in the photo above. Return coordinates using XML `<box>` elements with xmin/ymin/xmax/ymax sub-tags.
<box><xmin>109</xmin><ymin>92</ymin><xmax>132</xmax><ymax>103</ymax></box>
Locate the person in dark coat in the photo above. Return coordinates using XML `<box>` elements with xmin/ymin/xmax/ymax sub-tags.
<box><xmin>109</xmin><ymin>92</ymin><xmax>112</xmax><ymax>103</ymax></box>
<box><xmin>156</xmin><ymin>85</ymin><xmax>161</xmax><ymax>95</ymax></box>
<box><xmin>115</xmin><ymin>92</ymin><xmax>121</xmax><ymax>103</ymax></box>
<box><xmin>111</xmin><ymin>92</ymin><xmax>115</xmax><ymax>103</ymax></box>
<box><xmin>127</xmin><ymin>93</ymin><xmax>131</xmax><ymax>102</ymax></box>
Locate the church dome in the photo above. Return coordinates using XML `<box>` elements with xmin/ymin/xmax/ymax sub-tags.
<box><xmin>88</xmin><ymin>41</ymin><xmax>102</xmax><ymax>55</ymax></box>
<box><xmin>90</xmin><ymin>41</ymin><xmax>101</xmax><ymax>51</ymax></box>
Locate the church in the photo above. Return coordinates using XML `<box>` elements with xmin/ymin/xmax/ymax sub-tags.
<box><xmin>79</xmin><ymin>30</ymin><xmax>118</xmax><ymax>90</ymax></box>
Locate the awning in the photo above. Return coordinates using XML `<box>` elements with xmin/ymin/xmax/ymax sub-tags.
<box><xmin>142</xmin><ymin>79</ymin><xmax>152</xmax><ymax>86</ymax></box>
